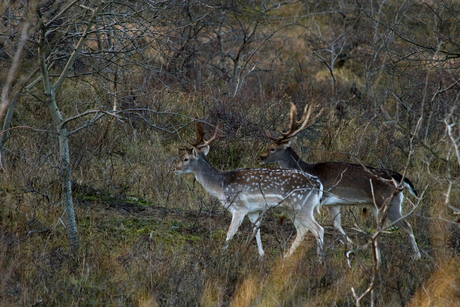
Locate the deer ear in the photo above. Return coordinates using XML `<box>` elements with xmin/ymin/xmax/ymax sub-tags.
<box><xmin>192</xmin><ymin>147</ymin><xmax>200</xmax><ymax>156</ymax></box>
<box><xmin>201</xmin><ymin>145</ymin><xmax>210</xmax><ymax>156</ymax></box>
<box><xmin>280</xmin><ymin>138</ymin><xmax>295</xmax><ymax>148</ymax></box>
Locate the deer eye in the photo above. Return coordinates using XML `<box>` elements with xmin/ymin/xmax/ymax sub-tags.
<box><xmin>270</xmin><ymin>148</ymin><xmax>276</xmax><ymax>152</ymax></box>
<box><xmin>184</xmin><ymin>158</ymin><xmax>189</xmax><ymax>162</ymax></box>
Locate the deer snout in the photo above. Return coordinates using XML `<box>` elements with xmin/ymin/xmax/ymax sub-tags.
<box><xmin>258</xmin><ymin>154</ymin><xmax>267</xmax><ymax>164</ymax></box>
<box><xmin>173</xmin><ymin>163</ymin><xmax>183</xmax><ymax>174</ymax></box>
<box><xmin>173</xmin><ymin>162</ymin><xmax>192</xmax><ymax>174</ymax></box>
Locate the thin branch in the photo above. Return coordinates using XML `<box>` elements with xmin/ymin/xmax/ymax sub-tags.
<box><xmin>445</xmin><ymin>114</ymin><xmax>460</xmax><ymax>168</ymax></box>
<box><xmin>61</xmin><ymin>109</ymin><xmax>122</xmax><ymax>128</ymax></box>
<box><xmin>354</xmin><ymin>2</ymin><xmax>460</xmax><ymax>59</ymax></box>
<box><xmin>66</xmin><ymin>110</ymin><xmax>124</xmax><ymax>136</ymax></box>
<box><xmin>0</xmin><ymin>126</ymin><xmax>52</xmax><ymax>136</ymax></box>
<box><xmin>388</xmin><ymin>121</ymin><xmax>448</xmax><ymax>163</ymax></box>
<box><xmin>52</xmin><ymin>1</ymin><xmax>105</xmax><ymax>91</ymax></box>
<box><xmin>0</xmin><ymin>22</ymin><xmax>30</xmax><ymax>123</ymax></box>
<box><xmin>45</xmin><ymin>0</ymin><xmax>81</xmax><ymax>28</ymax></box>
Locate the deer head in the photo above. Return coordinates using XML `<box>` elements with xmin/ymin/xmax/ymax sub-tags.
<box><xmin>175</xmin><ymin>122</ymin><xmax>223</xmax><ymax>174</ymax></box>
<box><xmin>259</xmin><ymin>101</ymin><xmax>323</xmax><ymax>164</ymax></box>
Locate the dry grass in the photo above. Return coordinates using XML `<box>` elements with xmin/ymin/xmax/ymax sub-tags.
<box><xmin>1</xmin><ymin>175</ymin><xmax>448</xmax><ymax>306</ymax></box>
<box><xmin>407</xmin><ymin>259</ymin><xmax>460</xmax><ymax>307</ymax></box>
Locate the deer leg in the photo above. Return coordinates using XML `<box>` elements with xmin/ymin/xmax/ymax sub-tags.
<box><xmin>387</xmin><ymin>193</ymin><xmax>421</xmax><ymax>259</ymax></box>
<box><xmin>286</xmin><ymin>195</ymin><xmax>324</xmax><ymax>260</ymax></box>
<box><xmin>224</xmin><ymin>209</ymin><xmax>247</xmax><ymax>251</ymax></box>
<box><xmin>328</xmin><ymin>205</ymin><xmax>353</xmax><ymax>244</ymax></box>
<box><xmin>291</xmin><ymin>216</ymin><xmax>324</xmax><ymax>260</ymax></box>
<box><xmin>305</xmin><ymin>216</ymin><xmax>325</xmax><ymax>260</ymax></box>
<box><xmin>285</xmin><ymin>219</ymin><xmax>308</xmax><ymax>259</ymax></box>
<box><xmin>248</xmin><ymin>212</ymin><xmax>264</xmax><ymax>258</ymax></box>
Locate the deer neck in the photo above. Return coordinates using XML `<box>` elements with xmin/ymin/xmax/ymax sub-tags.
<box><xmin>193</xmin><ymin>156</ymin><xmax>226</xmax><ymax>198</ymax></box>
<box><xmin>279</xmin><ymin>147</ymin><xmax>312</xmax><ymax>171</ymax></box>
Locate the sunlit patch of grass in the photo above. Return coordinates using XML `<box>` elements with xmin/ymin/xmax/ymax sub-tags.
<box><xmin>201</xmin><ymin>277</ymin><xmax>226</xmax><ymax>307</ymax></box>
<box><xmin>407</xmin><ymin>258</ymin><xmax>460</xmax><ymax>307</ymax></box>
<box><xmin>255</xmin><ymin>253</ymin><xmax>305</xmax><ymax>307</ymax></box>
<box><xmin>137</xmin><ymin>291</ymin><xmax>159</xmax><ymax>307</ymax></box>
<box><xmin>229</xmin><ymin>274</ymin><xmax>260</xmax><ymax>307</ymax></box>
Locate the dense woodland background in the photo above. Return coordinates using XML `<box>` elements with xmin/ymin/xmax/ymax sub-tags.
<box><xmin>0</xmin><ymin>0</ymin><xmax>459</xmax><ymax>306</ymax></box>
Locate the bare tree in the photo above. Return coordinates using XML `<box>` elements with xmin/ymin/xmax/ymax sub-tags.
<box><xmin>0</xmin><ymin>0</ymin><xmax>201</xmax><ymax>253</ymax></box>
<box><xmin>34</xmin><ymin>0</ymin><xmax>105</xmax><ymax>253</ymax></box>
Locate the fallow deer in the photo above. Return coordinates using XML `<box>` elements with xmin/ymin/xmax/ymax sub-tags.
<box><xmin>174</xmin><ymin>122</ymin><xmax>324</xmax><ymax>259</ymax></box>
<box><xmin>259</xmin><ymin>102</ymin><xmax>421</xmax><ymax>259</ymax></box>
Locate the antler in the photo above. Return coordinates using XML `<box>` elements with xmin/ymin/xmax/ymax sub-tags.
<box><xmin>274</xmin><ymin>101</ymin><xmax>323</xmax><ymax>143</ymax></box>
<box><xmin>190</xmin><ymin>122</ymin><xmax>206</xmax><ymax>148</ymax></box>
<box><xmin>195</xmin><ymin>122</ymin><xmax>224</xmax><ymax>149</ymax></box>
<box><xmin>180</xmin><ymin>122</ymin><xmax>224</xmax><ymax>152</ymax></box>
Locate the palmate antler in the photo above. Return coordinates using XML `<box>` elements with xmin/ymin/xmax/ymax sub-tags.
<box><xmin>195</xmin><ymin>122</ymin><xmax>224</xmax><ymax>149</ymax></box>
<box><xmin>180</xmin><ymin>122</ymin><xmax>224</xmax><ymax>152</ymax></box>
<box><xmin>273</xmin><ymin>101</ymin><xmax>324</xmax><ymax>144</ymax></box>
<box><xmin>190</xmin><ymin>122</ymin><xmax>206</xmax><ymax>148</ymax></box>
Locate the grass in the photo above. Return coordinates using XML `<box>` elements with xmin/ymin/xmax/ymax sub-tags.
<box><xmin>2</xmin><ymin>175</ymin><xmax>457</xmax><ymax>306</ymax></box>
<box><xmin>1</xmin><ymin>91</ymin><xmax>459</xmax><ymax>305</ymax></box>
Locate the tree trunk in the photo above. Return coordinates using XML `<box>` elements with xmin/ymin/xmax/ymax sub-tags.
<box><xmin>48</xmin><ymin>91</ymin><xmax>80</xmax><ymax>253</ymax></box>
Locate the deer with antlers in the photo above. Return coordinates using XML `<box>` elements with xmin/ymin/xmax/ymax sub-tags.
<box><xmin>259</xmin><ymin>102</ymin><xmax>421</xmax><ymax>259</ymax></box>
<box><xmin>174</xmin><ymin>122</ymin><xmax>325</xmax><ymax>259</ymax></box>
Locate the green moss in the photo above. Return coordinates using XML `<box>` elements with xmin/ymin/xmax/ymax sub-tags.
<box><xmin>212</xmin><ymin>230</ymin><xmax>226</xmax><ymax>241</ymax></box>
<box><xmin>75</xmin><ymin>191</ymin><xmax>156</xmax><ymax>208</ymax></box>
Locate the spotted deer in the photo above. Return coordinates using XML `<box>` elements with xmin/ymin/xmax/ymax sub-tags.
<box><xmin>174</xmin><ymin>122</ymin><xmax>324</xmax><ymax>259</ymax></box>
<box><xmin>259</xmin><ymin>102</ymin><xmax>421</xmax><ymax>259</ymax></box>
